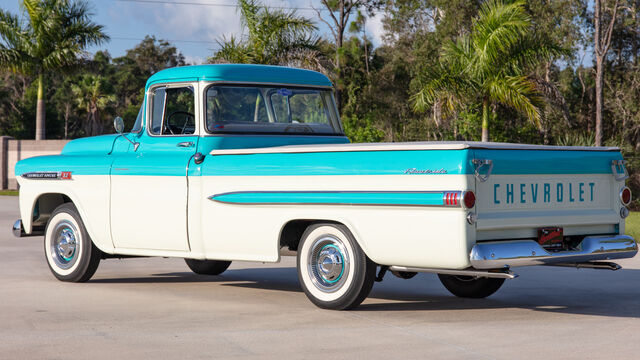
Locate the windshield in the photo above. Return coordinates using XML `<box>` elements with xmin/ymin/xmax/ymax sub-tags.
<box><xmin>205</xmin><ymin>85</ymin><xmax>343</xmax><ymax>135</ymax></box>
<box><xmin>131</xmin><ymin>104</ymin><xmax>143</xmax><ymax>133</ymax></box>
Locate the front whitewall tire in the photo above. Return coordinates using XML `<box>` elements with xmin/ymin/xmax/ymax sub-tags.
<box><xmin>44</xmin><ymin>203</ymin><xmax>101</xmax><ymax>282</ymax></box>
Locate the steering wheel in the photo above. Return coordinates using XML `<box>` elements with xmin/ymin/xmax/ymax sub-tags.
<box><xmin>166</xmin><ymin>111</ymin><xmax>195</xmax><ymax>135</ymax></box>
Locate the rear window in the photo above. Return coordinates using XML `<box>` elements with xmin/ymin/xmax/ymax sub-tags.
<box><xmin>205</xmin><ymin>85</ymin><xmax>343</xmax><ymax>135</ymax></box>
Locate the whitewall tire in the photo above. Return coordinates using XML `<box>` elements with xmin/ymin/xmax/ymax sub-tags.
<box><xmin>44</xmin><ymin>203</ymin><xmax>101</xmax><ymax>282</ymax></box>
<box><xmin>297</xmin><ymin>223</ymin><xmax>375</xmax><ymax>310</ymax></box>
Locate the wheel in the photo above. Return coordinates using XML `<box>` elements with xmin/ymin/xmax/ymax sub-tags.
<box><xmin>438</xmin><ymin>274</ymin><xmax>505</xmax><ymax>298</ymax></box>
<box><xmin>44</xmin><ymin>203</ymin><xmax>101</xmax><ymax>282</ymax></box>
<box><xmin>297</xmin><ymin>223</ymin><xmax>376</xmax><ymax>310</ymax></box>
<box><xmin>185</xmin><ymin>259</ymin><xmax>231</xmax><ymax>275</ymax></box>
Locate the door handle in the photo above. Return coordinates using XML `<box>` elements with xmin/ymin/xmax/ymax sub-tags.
<box><xmin>177</xmin><ymin>141</ymin><xmax>194</xmax><ymax>148</ymax></box>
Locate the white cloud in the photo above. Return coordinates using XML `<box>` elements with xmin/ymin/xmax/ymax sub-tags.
<box><xmin>183</xmin><ymin>54</ymin><xmax>205</xmax><ymax>65</ymax></box>
<box><xmin>365</xmin><ymin>11</ymin><xmax>385</xmax><ymax>47</ymax></box>
<box><xmin>151</xmin><ymin>3</ymin><xmax>243</xmax><ymax>42</ymax></box>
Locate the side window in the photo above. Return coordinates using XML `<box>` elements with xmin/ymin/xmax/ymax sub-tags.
<box><xmin>150</xmin><ymin>86</ymin><xmax>196</xmax><ymax>135</ymax></box>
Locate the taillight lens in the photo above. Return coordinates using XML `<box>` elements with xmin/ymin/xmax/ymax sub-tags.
<box><xmin>620</xmin><ymin>187</ymin><xmax>632</xmax><ymax>206</ymax></box>
<box><xmin>463</xmin><ymin>191</ymin><xmax>476</xmax><ymax>209</ymax></box>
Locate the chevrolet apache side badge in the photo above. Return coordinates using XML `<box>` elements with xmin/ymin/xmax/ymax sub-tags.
<box><xmin>404</xmin><ymin>168</ymin><xmax>448</xmax><ymax>174</ymax></box>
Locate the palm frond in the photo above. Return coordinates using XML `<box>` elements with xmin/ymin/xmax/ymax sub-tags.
<box><xmin>210</xmin><ymin>35</ymin><xmax>253</xmax><ymax>64</ymax></box>
<box><xmin>486</xmin><ymin>75</ymin><xmax>543</xmax><ymax>128</ymax></box>
<box><xmin>471</xmin><ymin>0</ymin><xmax>530</xmax><ymax>74</ymax></box>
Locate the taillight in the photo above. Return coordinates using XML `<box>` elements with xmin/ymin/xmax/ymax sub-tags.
<box><xmin>462</xmin><ymin>190</ymin><xmax>476</xmax><ymax>209</ymax></box>
<box><xmin>620</xmin><ymin>187</ymin><xmax>632</xmax><ymax>206</ymax></box>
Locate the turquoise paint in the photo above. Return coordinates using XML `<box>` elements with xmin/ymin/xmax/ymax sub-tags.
<box><xmin>111</xmin><ymin>132</ymin><xmax>197</xmax><ymax>177</ymax></box>
<box><xmin>506</xmin><ymin>184</ymin><xmax>514</xmax><ymax>203</ymax></box>
<box><xmin>61</xmin><ymin>134</ymin><xmax>120</xmax><ymax>155</ymax></box>
<box><xmin>557</xmin><ymin>183</ymin><xmax>563</xmax><ymax>202</ymax></box>
<box><xmin>531</xmin><ymin>184</ymin><xmax>538</xmax><ymax>203</ymax></box>
<box><xmin>494</xmin><ymin>180</ymin><xmax>597</xmax><ymax>205</ymax></box>
<box><xmin>203</xmin><ymin>149</ymin><xmax>472</xmax><ymax>177</ymax></box>
<box><xmin>15</xmin><ymin>154</ymin><xmax>115</xmax><ymax>176</ymax></box>
<box><xmin>472</xmin><ymin>149</ymin><xmax>621</xmax><ymax>175</ymax></box>
<box><xmin>544</xmin><ymin>183</ymin><xmax>551</xmax><ymax>202</ymax></box>
<box><xmin>569</xmin><ymin>183</ymin><xmax>575</xmax><ymax>202</ymax></box>
<box><xmin>209</xmin><ymin>191</ymin><xmax>446</xmax><ymax>206</ymax></box>
<box><xmin>16</xmin><ymin>143</ymin><xmax>627</xmax><ymax>178</ymax></box>
<box><xmin>145</xmin><ymin>64</ymin><xmax>333</xmax><ymax>90</ymax></box>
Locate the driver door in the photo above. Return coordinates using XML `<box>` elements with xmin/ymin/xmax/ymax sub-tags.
<box><xmin>110</xmin><ymin>83</ymin><xmax>198</xmax><ymax>252</ymax></box>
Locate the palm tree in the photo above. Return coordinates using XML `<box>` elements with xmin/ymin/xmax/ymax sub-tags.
<box><xmin>210</xmin><ymin>0</ymin><xmax>324</xmax><ymax>70</ymax></box>
<box><xmin>0</xmin><ymin>0</ymin><xmax>108</xmax><ymax>140</ymax></box>
<box><xmin>412</xmin><ymin>0</ymin><xmax>563</xmax><ymax>142</ymax></box>
<box><xmin>71</xmin><ymin>74</ymin><xmax>115</xmax><ymax>137</ymax></box>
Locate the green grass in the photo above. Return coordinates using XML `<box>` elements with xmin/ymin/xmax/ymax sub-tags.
<box><xmin>625</xmin><ymin>212</ymin><xmax>640</xmax><ymax>242</ymax></box>
<box><xmin>0</xmin><ymin>190</ymin><xmax>18</xmax><ymax>196</ymax></box>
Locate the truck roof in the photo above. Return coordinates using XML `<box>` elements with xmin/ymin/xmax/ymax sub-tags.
<box><xmin>145</xmin><ymin>64</ymin><xmax>333</xmax><ymax>89</ymax></box>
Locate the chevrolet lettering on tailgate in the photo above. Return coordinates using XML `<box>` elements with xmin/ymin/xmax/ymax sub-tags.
<box><xmin>493</xmin><ymin>181</ymin><xmax>596</xmax><ymax>204</ymax></box>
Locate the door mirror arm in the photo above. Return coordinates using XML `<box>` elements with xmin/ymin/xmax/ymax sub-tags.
<box><xmin>114</xmin><ymin>116</ymin><xmax>140</xmax><ymax>151</ymax></box>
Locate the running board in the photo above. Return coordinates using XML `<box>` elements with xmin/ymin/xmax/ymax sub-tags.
<box><xmin>388</xmin><ymin>266</ymin><xmax>518</xmax><ymax>279</ymax></box>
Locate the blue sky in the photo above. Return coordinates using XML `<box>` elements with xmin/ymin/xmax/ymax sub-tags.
<box><xmin>0</xmin><ymin>0</ymin><xmax>385</xmax><ymax>64</ymax></box>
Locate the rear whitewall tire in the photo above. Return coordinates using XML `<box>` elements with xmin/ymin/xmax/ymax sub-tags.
<box><xmin>44</xmin><ymin>203</ymin><xmax>101</xmax><ymax>282</ymax></box>
<box><xmin>297</xmin><ymin>223</ymin><xmax>375</xmax><ymax>310</ymax></box>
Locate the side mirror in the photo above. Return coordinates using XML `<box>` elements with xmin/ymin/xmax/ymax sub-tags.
<box><xmin>114</xmin><ymin>116</ymin><xmax>125</xmax><ymax>134</ymax></box>
<box><xmin>113</xmin><ymin>116</ymin><xmax>140</xmax><ymax>151</ymax></box>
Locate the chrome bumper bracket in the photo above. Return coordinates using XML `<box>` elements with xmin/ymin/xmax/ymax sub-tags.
<box><xmin>470</xmin><ymin>235</ymin><xmax>637</xmax><ymax>269</ymax></box>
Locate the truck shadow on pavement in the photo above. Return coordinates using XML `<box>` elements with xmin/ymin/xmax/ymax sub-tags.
<box><xmin>90</xmin><ymin>266</ymin><xmax>640</xmax><ymax>318</ymax></box>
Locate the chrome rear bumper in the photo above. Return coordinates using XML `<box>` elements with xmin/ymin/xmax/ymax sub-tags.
<box><xmin>470</xmin><ymin>235</ymin><xmax>638</xmax><ymax>269</ymax></box>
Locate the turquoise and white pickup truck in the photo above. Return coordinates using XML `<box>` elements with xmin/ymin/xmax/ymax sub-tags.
<box><xmin>12</xmin><ymin>64</ymin><xmax>638</xmax><ymax>310</ymax></box>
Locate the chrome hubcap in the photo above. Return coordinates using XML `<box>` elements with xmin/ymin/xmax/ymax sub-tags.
<box><xmin>308</xmin><ymin>235</ymin><xmax>349</xmax><ymax>292</ymax></box>
<box><xmin>50</xmin><ymin>220</ymin><xmax>79</xmax><ymax>269</ymax></box>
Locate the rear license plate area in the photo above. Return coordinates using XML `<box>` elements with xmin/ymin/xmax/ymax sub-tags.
<box><xmin>538</xmin><ymin>227</ymin><xmax>564</xmax><ymax>249</ymax></box>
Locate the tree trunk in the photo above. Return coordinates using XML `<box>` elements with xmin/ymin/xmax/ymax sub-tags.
<box><xmin>595</xmin><ymin>61</ymin><xmax>604</xmax><ymax>146</ymax></box>
<box><xmin>64</xmin><ymin>103</ymin><xmax>70</xmax><ymax>139</ymax></box>
<box><xmin>481</xmin><ymin>99</ymin><xmax>489</xmax><ymax>142</ymax></box>
<box><xmin>35</xmin><ymin>73</ymin><xmax>46</xmax><ymax>140</ymax></box>
<box><xmin>593</xmin><ymin>0</ymin><xmax>619</xmax><ymax>147</ymax></box>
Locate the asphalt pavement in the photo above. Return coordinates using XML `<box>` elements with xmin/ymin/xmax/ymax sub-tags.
<box><xmin>0</xmin><ymin>195</ymin><xmax>639</xmax><ymax>360</ymax></box>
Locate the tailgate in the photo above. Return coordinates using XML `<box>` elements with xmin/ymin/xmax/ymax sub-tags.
<box><xmin>472</xmin><ymin>148</ymin><xmax>625</xmax><ymax>241</ymax></box>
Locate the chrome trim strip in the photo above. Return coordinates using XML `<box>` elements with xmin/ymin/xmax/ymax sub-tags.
<box><xmin>388</xmin><ymin>266</ymin><xmax>518</xmax><ymax>279</ymax></box>
<box><xmin>470</xmin><ymin>235</ymin><xmax>638</xmax><ymax>269</ymax></box>
<box><xmin>209</xmin><ymin>141</ymin><xmax>621</xmax><ymax>156</ymax></box>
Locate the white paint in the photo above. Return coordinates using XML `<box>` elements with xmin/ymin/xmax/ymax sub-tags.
<box><xmin>198</xmin><ymin>174</ymin><xmax>475</xmax><ymax>269</ymax></box>
<box><xmin>110</xmin><ymin>175</ymin><xmax>190</xmax><ymax>251</ymax></box>
<box><xmin>17</xmin><ymin>175</ymin><xmax>114</xmax><ymax>253</ymax></box>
